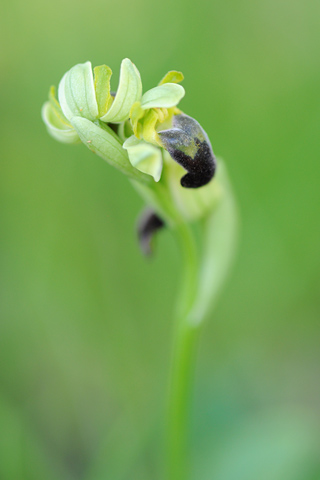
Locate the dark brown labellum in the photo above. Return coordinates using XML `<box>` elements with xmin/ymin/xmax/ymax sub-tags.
<box><xmin>158</xmin><ymin>114</ymin><xmax>216</xmax><ymax>188</ymax></box>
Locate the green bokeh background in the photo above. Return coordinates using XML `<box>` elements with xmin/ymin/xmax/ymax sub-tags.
<box><xmin>1</xmin><ymin>0</ymin><xmax>320</xmax><ymax>478</ymax></box>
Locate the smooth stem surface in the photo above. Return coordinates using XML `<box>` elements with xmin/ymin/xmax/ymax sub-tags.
<box><xmin>167</xmin><ymin>222</ymin><xmax>201</xmax><ymax>480</ymax></box>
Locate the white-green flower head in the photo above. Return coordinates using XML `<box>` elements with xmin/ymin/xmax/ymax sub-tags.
<box><xmin>41</xmin><ymin>60</ymin><xmax>187</xmax><ymax>185</ymax></box>
<box><xmin>42</xmin><ymin>59</ymin><xmax>221</xmax><ymax>233</ymax></box>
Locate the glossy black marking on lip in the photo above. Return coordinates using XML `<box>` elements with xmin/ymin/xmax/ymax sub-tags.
<box><xmin>137</xmin><ymin>208</ymin><xmax>165</xmax><ymax>256</ymax></box>
<box><xmin>158</xmin><ymin>114</ymin><xmax>216</xmax><ymax>188</ymax></box>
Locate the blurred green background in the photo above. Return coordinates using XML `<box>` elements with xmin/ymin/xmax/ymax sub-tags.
<box><xmin>1</xmin><ymin>0</ymin><xmax>320</xmax><ymax>478</ymax></box>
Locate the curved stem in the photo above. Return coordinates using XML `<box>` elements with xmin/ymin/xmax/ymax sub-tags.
<box><xmin>166</xmin><ymin>222</ymin><xmax>202</xmax><ymax>480</ymax></box>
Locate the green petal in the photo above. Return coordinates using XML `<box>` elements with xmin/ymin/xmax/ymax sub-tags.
<box><xmin>100</xmin><ymin>58</ymin><xmax>142</xmax><ymax>123</ymax></box>
<box><xmin>123</xmin><ymin>136</ymin><xmax>163</xmax><ymax>182</ymax></box>
<box><xmin>159</xmin><ymin>70</ymin><xmax>184</xmax><ymax>85</ymax></box>
<box><xmin>141</xmin><ymin>108</ymin><xmax>159</xmax><ymax>145</ymax></box>
<box><xmin>58</xmin><ymin>61</ymin><xmax>99</xmax><ymax>122</ymax></box>
<box><xmin>71</xmin><ymin>117</ymin><xmax>151</xmax><ymax>183</ymax></box>
<box><xmin>130</xmin><ymin>101</ymin><xmax>145</xmax><ymax>138</ymax></box>
<box><xmin>94</xmin><ymin>65</ymin><xmax>113</xmax><ymax>118</ymax></box>
<box><xmin>140</xmin><ymin>83</ymin><xmax>185</xmax><ymax>110</ymax></box>
<box><xmin>41</xmin><ymin>101</ymin><xmax>80</xmax><ymax>144</ymax></box>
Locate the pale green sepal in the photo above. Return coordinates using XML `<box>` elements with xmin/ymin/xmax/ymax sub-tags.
<box><xmin>58</xmin><ymin>61</ymin><xmax>99</xmax><ymax>122</ymax></box>
<box><xmin>94</xmin><ymin>65</ymin><xmax>113</xmax><ymax>117</ymax></box>
<box><xmin>100</xmin><ymin>59</ymin><xmax>142</xmax><ymax>123</ymax></box>
<box><xmin>70</xmin><ymin>117</ymin><xmax>151</xmax><ymax>184</ymax></box>
<box><xmin>140</xmin><ymin>83</ymin><xmax>185</xmax><ymax>110</ymax></box>
<box><xmin>48</xmin><ymin>86</ymin><xmax>71</xmax><ymax>126</ymax></box>
<box><xmin>41</xmin><ymin>101</ymin><xmax>80</xmax><ymax>144</ymax></box>
<box><xmin>130</xmin><ymin>101</ymin><xmax>145</xmax><ymax>138</ymax></box>
<box><xmin>159</xmin><ymin>71</ymin><xmax>184</xmax><ymax>85</ymax></box>
<box><xmin>123</xmin><ymin>136</ymin><xmax>163</xmax><ymax>182</ymax></box>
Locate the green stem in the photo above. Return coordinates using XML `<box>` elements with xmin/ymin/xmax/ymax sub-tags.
<box><xmin>166</xmin><ymin>222</ymin><xmax>202</xmax><ymax>480</ymax></box>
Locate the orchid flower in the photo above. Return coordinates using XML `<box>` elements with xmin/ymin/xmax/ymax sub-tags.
<box><xmin>42</xmin><ymin>59</ymin><xmax>237</xmax><ymax>480</ymax></box>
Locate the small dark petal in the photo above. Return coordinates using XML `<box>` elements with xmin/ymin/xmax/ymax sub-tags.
<box><xmin>158</xmin><ymin>114</ymin><xmax>216</xmax><ymax>189</ymax></box>
<box><xmin>137</xmin><ymin>208</ymin><xmax>165</xmax><ymax>256</ymax></box>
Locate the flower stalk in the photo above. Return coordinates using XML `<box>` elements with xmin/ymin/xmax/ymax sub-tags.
<box><xmin>167</xmin><ymin>221</ymin><xmax>200</xmax><ymax>480</ymax></box>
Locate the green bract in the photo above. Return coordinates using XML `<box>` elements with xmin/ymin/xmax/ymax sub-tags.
<box><xmin>71</xmin><ymin>117</ymin><xmax>149</xmax><ymax>183</ymax></box>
